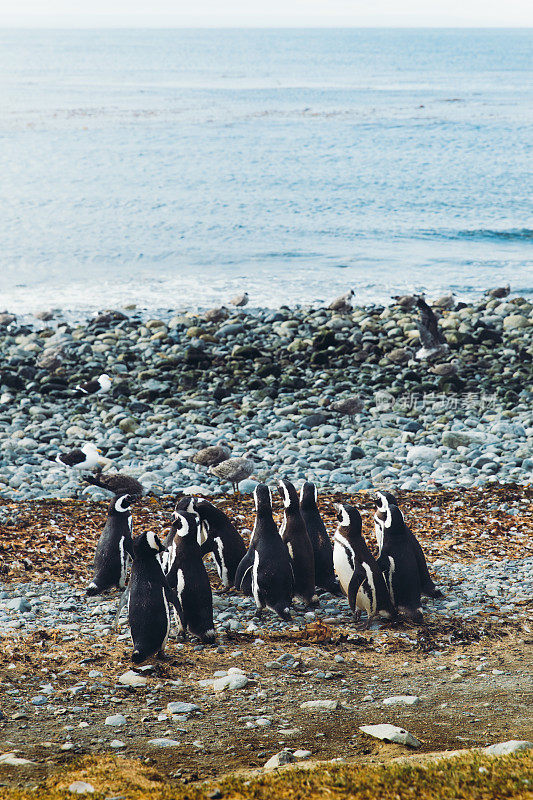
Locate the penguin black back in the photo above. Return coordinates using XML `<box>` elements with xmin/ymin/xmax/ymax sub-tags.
<box><xmin>375</xmin><ymin>491</ymin><xmax>442</xmax><ymax>599</ymax></box>
<box><xmin>178</xmin><ymin>497</ymin><xmax>246</xmax><ymax>588</ymax></box>
<box><xmin>164</xmin><ymin>511</ymin><xmax>215</xmax><ymax>643</ymax></box>
<box><xmin>299</xmin><ymin>481</ymin><xmax>339</xmax><ymax>595</ymax></box>
<box><xmin>128</xmin><ymin>530</ymin><xmax>182</xmax><ymax>663</ymax></box>
<box><xmin>86</xmin><ymin>493</ymin><xmax>135</xmax><ymax>596</ymax></box>
<box><xmin>376</xmin><ymin>504</ymin><xmax>423</xmax><ymax>622</ymax></box>
<box><xmin>235</xmin><ymin>484</ymin><xmax>294</xmax><ymax>620</ymax></box>
<box><xmin>334</xmin><ymin>503</ymin><xmax>395</xmax><ymax>622</ymax></box>
<box><xmin>278</xmin><ymin>479</ymin><xmax>317</xmax><ymax>606</ymax></box>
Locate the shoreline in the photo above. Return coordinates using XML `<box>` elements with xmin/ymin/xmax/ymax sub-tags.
<box><xmin>0</xmin><ymin>293</ymin><xmax>531</xmax><ymax>501</ymax></box>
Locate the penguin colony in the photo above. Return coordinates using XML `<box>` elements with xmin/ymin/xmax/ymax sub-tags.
<box><xmin>86</xmin><ymin>480</ymin><xmax>442</xmax><ymax>664</ymax></box>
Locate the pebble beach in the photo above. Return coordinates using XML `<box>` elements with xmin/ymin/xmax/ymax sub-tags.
<box><xmin>0</xmin><ymin>293</ymin><xmax>531</xmax><ymax>501</ymax></box>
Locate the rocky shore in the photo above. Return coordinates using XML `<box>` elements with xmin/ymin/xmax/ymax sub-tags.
<box><xmin>0</xmin><ymin>294</ymin><xmax>531</xmax><ymax>500</ymax></box>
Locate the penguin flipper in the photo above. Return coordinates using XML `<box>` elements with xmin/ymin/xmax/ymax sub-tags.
<box><xmin>162</xmin><ymin>580</ymin><xmax>184</xmax><ymax>627</ymax></box>
<box><xmin>409</xmin><ymin>532</ymin><xmax>443</xmax><ymax>597</ymax></box>
<box><xmin>200</xmin><ymin>537</ymin><xmax>215</xmax><ymax>557</ymax></box>
<box><xmin>347</xmin><ymin>567</ymin><xmax>366</xmax><ymax>612</ymax></box>
<box><xmin>234</xmin><ymin>550</ymin><xmax>253</xmax><ymax>594</ymax></box>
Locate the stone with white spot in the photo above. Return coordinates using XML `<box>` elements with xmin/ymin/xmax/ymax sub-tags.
<box><xmin>68</xmin><ymin>781</ymin><xmax>95</xmax><ymax>794</ymax></box>
<box><xmin>264</xmin><ymin>749</ymin><xmax>295</xmax><ymax>771</ymax></box>
<box><xmin>382</xmin><ymin>695</ymin><xmax>420</xmax><ymax>706</ymax></box>
<box><xmin>300</xmin><ymin>700</ymin><xmax>338</xmax><ymax>712</ymax></box>
<box><xmin>148</xmin><ymin>738</ymin><xmax>180</xmax><ymax>748</ymax></box>
<box><xmin>359</xmin><ymin>723</ymin><xmax>421</xmax><ymax>748</ymax></box>
<box><xmin>167</xmin><ymin>702</ymin><xmax>199</xmax><ymax>714</ymax></box>
<box><xmin>484</xmin><ymin>741</ymin><xmax>532</xmax><ymax>756</ymax></box>
<box><xmin>118</xmin><ymin>670</ymin><xmax>148</xmax><ymax>688</ymax></box>
<box><xmin>104</xmin><ymin>714</ymin><xmax>127</xmax><ymax>727</ymax></box>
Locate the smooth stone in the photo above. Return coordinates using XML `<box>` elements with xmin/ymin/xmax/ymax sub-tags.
<box><xmin>484</xmin><ymin>740</ymin><xmax>532</xmax><ymax>755</ymax></box>
<box><xmin>406</xmin><ymin>446</ymin><xmax>441</xmax><ymax>465</ymax></box>
<box><xmin>300</xmin><ymin>700</ymin><xmax>338</xmax><ymax>712</ymax></box>
<box><xmin>382</xmin><ymin>695</ymin><xmax>420</xmax><ymax>706</ymax></box>
<box><xmin>104</xmin><ymin>714</ymin><xmax>127</xmax><ymax>727</ymax></box>
<box><xmin>68</xmin><ymin>782</ymin><xmax>95</xmax><ymax>794</ymax></box>
<box><xmin>264</xmin><ymin>749</ymin><xmax>295</xmax><ymax>771</ymax></box>
<box><xmin>148</xmin><ymin>738</ymin><xmax>181</xmax><ymax>747</ymax></box>
<box><xmin>109</xmin><ymin>740</ymin><xmax>126</xmax><ymax>749</ymax></box>
<box><xmin>118</xmin><ymin>670</ymin><xmax>148</xmax><ymax>688</ymax></box>
<box><xmin>0</xmin><ymin>753</ymin><xmax>35</xmax><ymax>766</ymax></box>
<box><xmin>213</xmin><ymin>674</ymin><xmax>249</xmax><ymax>692</ymax></box>
<box><xmin>167</xmin><ymin>701</ymin><xmax>199</xmax><ymax>714</ymax></box>
<box><xmin>359</xmin><ymin>724</ymin><xmax>421</xmax><ymax>748</ymax></box>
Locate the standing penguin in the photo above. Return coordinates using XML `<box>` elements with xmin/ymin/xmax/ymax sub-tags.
<box><xmin>375</xmin><ymin>491</ymin><xmax>443</xmax><ymax>598</ymax></box>
<box><xmin>299</xmin><ymin>482</ymin><xmax>340</xmax><ymax>595</ymax></box>
<box><xmin>128</xmin><ymin>531</ymin><xmax>183</xmax><ymax>664</ymax></box>
<box><xmin>163</xmin><ymin>511</ymin><xmax>216</xmax><ymax>643</ymax></box>
<box><xmin>376</xmin><ymin>503</ymin><xmax>424</xmax><ymax>622</ymax></box>
<box><xmin>86</xmin><ymin>494</ymin><xmax>135</xmax><ymax>596</ymax></box>
<box><xmin>333</xmin><ymin>503</ymin><xmax>395</xmax><ymax>624</ymax></box>
<box><xmin>234</xmin><ymin>484</ymin><xmax>294</xmax><ymax>620</ymax></box>
<box><xmin>175</xmin><ymin>497</ymin><xmax>247</xmax><ymax>589</ymax></box>
<box><xmin>278</xmin><ymin>479</ymin><xmax>318</xmax><ymax>607</ymax></box>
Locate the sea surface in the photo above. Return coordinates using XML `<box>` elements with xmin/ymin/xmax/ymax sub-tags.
<box><xmin>0</xmin><ymin>28</ymin><xmax>532</xmax><ymax>316</ymax></box>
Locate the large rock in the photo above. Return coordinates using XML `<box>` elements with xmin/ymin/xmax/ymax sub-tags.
<box><xmin>264</xmin><ymin>749</ymin><xmax>295</xmax><ymax>771</ymax></box>
<box><xmin>359</xmin><ymin>723</ymin><xmax>421</xmax><ymax>748</ymax></box>
<box><xmin>503</xmin><ymin>314</ymin><xmax>530</xmax><ymax>330</ymax></box>
<box><xmin>442</xmin><ymin>431</ymin><xmax>486</xmax><ymax>449</ymax></box>
<box><xmin>484</xmin><ymin>740</ymin><xmax>532</xmax><ymax>756</ymax></box>
<box><xmin>406</xmin><ymin>446</ymin><xmax>441</xmax><ymax>465</ymax></box>
<box><xmin>382</xmin><ymin>695</ymin><xmax>420</xmax><ymax>706</ymax></box>
<box><xmin>118</xmin><ymin>670</ymin><xmax>148</xmax><ymax>688</ymax></box>
<box><xmin>300</xmin><ymin>700</ymin><xmax>338</xmax><ymax>712</ymax></box>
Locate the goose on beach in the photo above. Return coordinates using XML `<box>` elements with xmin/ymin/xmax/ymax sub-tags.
<box><xmin>487</xmin><ymin>284</ymin><xmax>510</xmax><ymax>299</ymax></box>
<box><xmin>328</xmin><ymin>290</ymin><xmax>354</xmax><ymax>313</ymax></box>
<box><xmin>230</xmin><ymin>292</ymin><xmax>249</xmax><ymax>307</ymax></box>
<box><xmin>415</xmin><ymin>297</ymin><xmax>449</xmax><ymax>360</ymax></box>
<box><xmin>192</xmin><ymin>443</ymin><xmax>231</xmax><ymax>468</ymax></box>
<box><xmin>209</xmin><ymin>455</ymin><xmax>254</xmax><ymax>493</ymax></box>
<box><xmin>330</xmin><ymin>396</ymin><xmax>363</xmax><ymax>420</ymax></box>
<box><xmin>84</xmin><ymin>471</ymin><xmax>154</xmax><ymax>498</ymax></box>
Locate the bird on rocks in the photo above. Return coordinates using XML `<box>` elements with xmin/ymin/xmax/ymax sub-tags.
<box><xmin>74</xmin><ymin>373</ymin><xmax>112</xmax><ymax>396</ymax></box>
<box><xmin>330</xmin><ymin>396</ymin><xmax>363</xmax><ymax>421</ymax></box>
<box><xmin>204</xmin><ymin>306</ymin><xmax>229</xmax><ymax>323</ymax></box>
<box><xmin>387</xmin><ymin>347</ymin><xmax>413</xmax><ymax>365</ymax></box>
<box><xmin>487</xmin><ymin>284</ymin><xmax>510</xmax><ymax>299</ymax></box>
<box><xmin>230</xmin><ymin>292</ymin><xmax>249</xmax><ymax>307</ymax></box>
<box><xmin>209</xmin><ymin>455</ymin><xmax>254</xmax><ymax>493</ymax></box>
<box><xmin>52</xmin><ymin>443</ymin><xmax>110</xmax><ymax>471</ymax></box>
<box><xmin>433</xmin><ymin>292</ymin><xmax>455</xmax><ymax>309</ymax></box>
<box><xmin>191</xmin><ymin>442</ymin><xmax>231</xmax><ymax>468</ymax></box>
<box><xmin>415</xmin><ymin>297</ymin><xmax>449</xmax><ymax>360</ymax></box>
<box><xmin>328</xmin><ymin>290</ymin><xmax>354</xmax><ymax>313</ymax></box>
<box><xmin>83</xmin><ymin>471</ymin><xmax>156</xmax><ymax>498</ymax></box>
<box><xmin>392</xmin><ymin>294</ymin><xmax>417</xmax><ymax>310</ymax></box>
<box><xmin>430</xmin><ymin>361</ymin><xmax>459</xmax><ymax>377</ymax></box>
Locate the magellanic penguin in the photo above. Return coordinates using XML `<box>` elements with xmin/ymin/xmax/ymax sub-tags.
<box><xmin>299</xmin><ymin>482</ymin><xmax>340</xmax><ymax>595</ymax></box>
<box><xmin>87</xmin><ymin>494</ymin><xmax>135</xmax><ymax>596</ymax></box>
<box><xmin>375</xmin><ymin>491</ymin><xmax>443</xmax><ymax>598</ymax></box>
<box><xmin>376</xmin><ymin>503</ymin><xmax>424</xmax><ymax>623</ymax></box>
<box><xmin>234</xmin><ymin>484</ymin><xmax>294</xmax><ymax>620</ymax></box>
<box><xmin>175</xmin><ymin>496</ymin><xmax>247</xmax><ymax>589</ymax></box>
<box><xmin>278</xmin><ymin>479</ymin><xmax>317</xmax><ymax>607</ymax></box>
<box><xmin>128</xmin><ymin>531</ymin><xmax>183</xmax><ymax>664</ymax></box>
<box><xmin>163</xmin><ymin>511</ymin><xmax>216</xmax><ymax>643</ymax></box>
<box><xmin>333</xmin><ymin>503</ymin><xmax>396</xmax><ymax>624</ymax></box>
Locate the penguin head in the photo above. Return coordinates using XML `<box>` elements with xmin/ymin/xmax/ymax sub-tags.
<box><xmin>133</xmin><ymin>530</ymin><xmax>167</xmax><ymax>558</ymax></box>
<box><xmin>375</xmin><ymin>490</ymin><xmax>398</xmax><ymax>513</ymax></box>
<box><xmin>253</xmin><ymin>483</ymin><xmax>273</xmax><ymax>515</ymax></box>
<box><xmin>171</xmin><ymin>511</ymin><xmax>201</xmax><ymax>544</ymax></box>
<box><xmin>109</xmin><ymin>493</ymin><xmax>135</xmax><ymax>515</ymax></box>
<box><xmin>383</xmin><ymin>504</ymin><xmax>406</xmax><ymax>534</ymax></box>
<box><xmin>299</xmin><ymin>481</ymin><xmax>318</xmax><ymax>509</ymax></box>
<box><xmin>334</xmin><ymin>503</ymin><xmax>362</xmax><ymax>540</ymax></box>
<box><xmin>277</xmin><ymin>479</ymin><xmax>299</xmax><ymax>511</ymax></box>
<box><xmin>174</xmin><ymin>495</ymin><xmax>196</xmax><ymax>518</ymax></box>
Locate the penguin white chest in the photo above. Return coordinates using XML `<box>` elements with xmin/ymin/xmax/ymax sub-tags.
<box><xmin>214</xmin><ymin>537</ymin><xmax>229</xmax><ymax>587</ymax></box>
<box><xmin>356</xmin><ymin>563</ymin><xmax>376</xmax><ymax>614</ymax></box>
<box><xmin>251</xmin><ymin>550</ymin><xmax>261</xmax><ymax>608</ymax></box>
<box><xmin>333</xmin><ymin>535</ymin><xmax>355</xmax><ymax>596</ymax></box>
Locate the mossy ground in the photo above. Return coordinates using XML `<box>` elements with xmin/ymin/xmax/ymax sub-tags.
<box><xmin>1</xmin><ymin>751</ymin><xmax>532</xmax><ymax>800</ymax></box>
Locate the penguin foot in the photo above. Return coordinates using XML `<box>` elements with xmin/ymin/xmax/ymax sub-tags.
<box><xmin>254</xmin><ymin>608</ymin><xmax>263</xmax><ymax>619</ymax></box>
<box><xmin>424</xmin><ymin>587</ymin><xmax>444</xmax><ymax>599</ymax></box>
<box><xmin>86</xmin><ymin>583</ymin><xmax>100</xmax><ymax>597</ymax></box>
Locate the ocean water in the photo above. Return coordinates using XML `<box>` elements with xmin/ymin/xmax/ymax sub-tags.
<box><xmin>0</xmin><ymin>28</ymin><xmax>532</xmax><ymax>316</ymax></box>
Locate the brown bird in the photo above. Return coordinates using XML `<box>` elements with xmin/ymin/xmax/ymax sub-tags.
<box><xmin>392</xmin><ymin>294</ymin><xmax>418</xmax><ymax>310</ymax></box>
<box><xmin>328</xmin><ymin>290</ymin><xmax>354</xmax><ymax>313</ymax></box>
<box><xmin>204</xmin><ymin>306</ymin><xmax>229</xmax><ymax>323</ymax></box>
<box><xmin>330</xmin><ymin>396</ymin><xmax>364</xmax><ymax>420</ymax></box>
<box><xmin>388</xmin><ymin>347</ymin><xmax>413</xmax><ymax>364</ymax></box>
<box><xmin>487</xmin><ymin>284</ymin><xmax>510</xmax><ymax>299</ymax></box>
<box><xmin>415</xmin><ymin>297</ymin><xmax>449</xmax><ymax>360</ymax></box>
<box><xmin>433</xmin><ymin>292</ymin><xmax>454</xmax><ymax>309</ymax></box>
<box><xmin>430</xmin><ymin>361</ymin><xmax>459</xmax><ymax>377</ymax></box>
<box><xmin>230</xmin><ymin>292</ymin><xmax>249</xmax><ymax>307</ymax></box>
<box><xmin>192</xmin><ymin>443</ymin><xmax>231</xmax><ymax>468</ymax></box>
<box><xmin>83</xmin><ymin>471</ymin><xmax>154</xmax><ymax>497</ymax></box>
<box><xmin>210</xmin><ymin>455</ymin><xmax>254</xmax><ymax>493</ymax></box>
